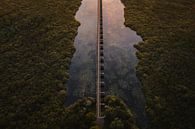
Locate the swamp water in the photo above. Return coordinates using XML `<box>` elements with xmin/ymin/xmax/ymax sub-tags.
<box><xmin>66</xmin><ymin>0</ymin><xmax>147</xmax><ymax>128</ymax></box>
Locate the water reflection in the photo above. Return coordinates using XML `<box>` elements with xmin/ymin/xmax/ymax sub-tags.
<box><xmin>66</xmin><ymin>0</ymin><xmax>146</xmax><ymax>127</ymax></box>
<box><xmin>103</xmin><ymin>0</ymin><xmax>146</xmax><ymax>127</ymax></box>
<box><xmin>66</xmin><ymin>0</ymin><xmax>97</xmax><ymax>103</ymax></box>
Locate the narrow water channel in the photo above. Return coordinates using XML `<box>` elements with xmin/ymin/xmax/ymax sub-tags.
<box><xmin>66</xmin><ymin>0</ymin><xmax>147</xmax><ymax>127</ymax></box>
<box><xmin>66</xmin><ymin>0</ymin><xmax>97</xmax><ymax>103</ymax></box>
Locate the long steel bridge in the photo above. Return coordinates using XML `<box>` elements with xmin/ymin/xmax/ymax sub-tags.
<box><xmin>96</xmin><ymin>0</ymin><xmax>105</xmax><ymax>124</ymax></box>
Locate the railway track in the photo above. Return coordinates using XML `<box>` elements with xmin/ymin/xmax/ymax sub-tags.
<box><xmin>96</xmin><ymin>0</ymin><xmax>105</xmax><ymax>123</ymax></box>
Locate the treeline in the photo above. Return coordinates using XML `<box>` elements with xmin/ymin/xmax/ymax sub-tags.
<box><xmin>62</xmin><ymin>96</ymin><xmax>139</xmax><ymax>129</ymax></box>
<box><xmin>121</xmin><ymin>0</ymin><xmax>195</xmax><ymax>129</ymax></box>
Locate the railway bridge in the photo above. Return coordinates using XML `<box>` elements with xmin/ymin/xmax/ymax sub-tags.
<box><xmin>96</xmin><ymin>0</ymin><xmax>105</xmax><ymax>124</ymax></box>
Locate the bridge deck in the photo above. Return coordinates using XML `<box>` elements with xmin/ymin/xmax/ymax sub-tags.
<box><xmin>96</xmin><ymin>0</ymin><xmax>105</xmax><ymax>121</ymax></box>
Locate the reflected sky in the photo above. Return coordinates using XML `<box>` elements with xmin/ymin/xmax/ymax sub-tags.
<box><xmin>66</xmin><ymin>0</ymin><xmax>97</xmax><ymax>100</ymax></box>
<box><xmin>66</xmin><ymin>0</ymin><xmax>147</xmax><ymax>127</ymax></box>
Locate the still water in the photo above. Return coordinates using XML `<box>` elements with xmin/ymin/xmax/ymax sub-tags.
<box><xmin>66</xmin><ymin>0</ymin><xmax>146</xmax><ymax>127</ymax></box>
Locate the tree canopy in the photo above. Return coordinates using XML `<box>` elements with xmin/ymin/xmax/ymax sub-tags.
<box><xmin>122</xmin><ymin>0</ymin><xmax>195</xmax><ymax>128</ymax></box>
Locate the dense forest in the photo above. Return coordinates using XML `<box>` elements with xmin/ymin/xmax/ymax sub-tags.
<box><xmin>0</xmin><ymin>0</ymin><xmax>80</xmax><ymax>128</ymax></box>
<box><xmin>122</xmin><ymin>0</ymin><xmax>195</xmax><ymax>129</ymax></box>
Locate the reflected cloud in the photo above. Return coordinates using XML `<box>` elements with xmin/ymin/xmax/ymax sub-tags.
<box><xmin>66</xmin><ymin>0</ymin><xmax>146</xmax><ymax>127</ymax></box>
